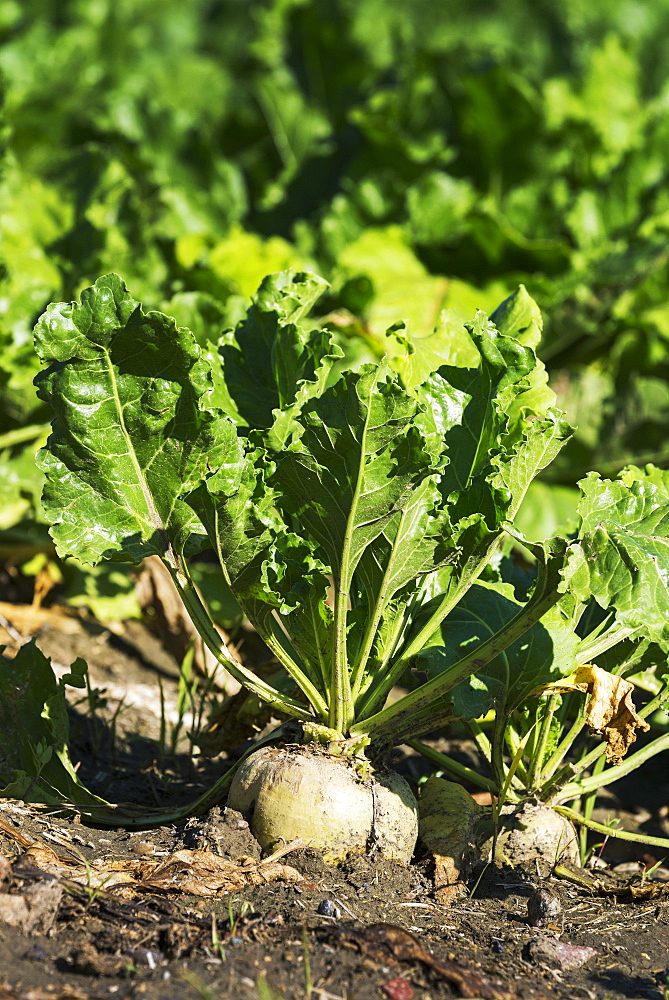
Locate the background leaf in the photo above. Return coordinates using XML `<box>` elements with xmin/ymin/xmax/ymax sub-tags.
<box><xmin>0</xmin><ymin>642</ymin><xmax>105</xmax><ymax>806</ymax></box>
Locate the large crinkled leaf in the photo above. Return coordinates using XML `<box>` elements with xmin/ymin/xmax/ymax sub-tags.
<box><xmin>563</xmin><ymin>472</ymin><xmax>669</xmax><ymax>642</ymax></box>
<box><xmin>416</xmin><ymin>310</ymin><xmax>570</xmax><ymax>531</ymax></box>
<box><xmin>416</xmin><ymin>581</ymin><xmax>578</xmax><ymax>720</ymax></box>
<box><xmin>276</xmin><ymin>364</ymin><xmax>433</xmax><ymax>585</ymax></box>
<box><xmin>209</xmin><ymin>269</ymin><xmax>340</xmax><ymax>440</ymax></box>
<box><xmin>401</xmin><ymin>305</ymin><xmax>569</xmax><ymax>637</ymax></box>
<box><xmin>187</xmin><ymin>442</ymin><xmax>331</xmax><ymax>694</ymax></box>
<box><xmin>0</xmin><ymin>642</ymin><xmax>106</xmax><ymax>806</ymax></box>
<box><xmin>34</xmin><ymin>274</ymin><xmax>232</xmax><ymax>565</ymax></box>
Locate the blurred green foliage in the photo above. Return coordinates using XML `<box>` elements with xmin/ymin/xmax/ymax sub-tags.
<box><xmin>3</xmin><ymin>0</ymin><xmax>669</xmax><ymax>602</ymax></box>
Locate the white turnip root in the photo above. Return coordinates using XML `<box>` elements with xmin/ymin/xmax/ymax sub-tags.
<box><xmin>227</xmin><ymin>745</ymin><xmax>418</xmax><ymax>863</ymax></box>
<box><xmin>482</xmin><ymin>800</ymin><xmax>580</xmax><ymax>871</ymax></box>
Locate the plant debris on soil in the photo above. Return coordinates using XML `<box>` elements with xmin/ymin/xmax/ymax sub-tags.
<box><xmin>1</xmin><ymin>609</ymin><xmax>669</xmax><ymax>1000</ymax></box>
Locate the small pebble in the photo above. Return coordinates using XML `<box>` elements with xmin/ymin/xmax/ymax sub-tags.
<box><xmin>24</xmin><ymin>944</ymin><xmax>46</xmax><ymax>961</ymax></box>
<box><xmin>527</xmin><ymin>887</ymin><xmax>562</xmax><ymax>927</ymax></box>
<box><xmin>132</xmin><ymin>841</ymin><xmax>156</xmax><ymax>857</ymax></box>
<box><xmin>527</xmin><ymin>936</ymin><xmax>597</xmax><ymax>970</ymax></box>
<box><xmin>124</xmin><ymin>948</ymin><xmax>163</xmax><ymax>969</ymax></box>
<box><xmin>381</xmin><ymin>976</ymin><xmax>413</xmax><ymax>1000</ymax></box>
<box><xmin>317</xmin><ymin>899</ymin><xmax>341</xmax><ymax>918</ymax></box>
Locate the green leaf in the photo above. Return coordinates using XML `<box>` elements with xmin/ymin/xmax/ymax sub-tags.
<box><xmin>0</xmin><ymin>642</ymin><xmax>106</xmax><ymax>806</ymax></box>
<box><xmin>276</xmin><ymin>364</ymin><xmax>432</xmax><ymax>584</ymax></box>
<box><xmin>489</xmin><ymin>284</ymin><xmax>543</xmax><ymax>350</ymax></box>
<box><xmin>207</xmin><ymin>227</ymin><xmax>307</xmax><ymax>298</ymax></box>
<box><xmin>417</xmin><ymin>308</ymin><xmax>570</xmax><ymax>527</ymax></box>
<box><xmin>417</xmin><ymin>581</ymin><xmax>578</xmax><ymax>719</ymax></box>
<box><xmin>210</xmin><ymin>269</ymin><xmax>337</xmax><ymax>436</ymax></box>
<box><xmin>34</xmin><ymin>274</ymin><xmax>233</xmax><ymax>565</ymax></box>
<box><xmin>564</xmin><ymin>473</ymin><xmax>669</xmax><ymax>642</ymax></box>
<box><xmin>338</xmin><ymin>227</ymin><xmax>452</xmax><ymax>343</ymax></box>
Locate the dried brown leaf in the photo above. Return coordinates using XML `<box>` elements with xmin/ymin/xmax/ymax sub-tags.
<box><xmin>9</xmin><ymin>829</ymin><xmax>303</xmax><ymax>898</ymax></box>
<box><xmin>532</xmin><ymin>664</ymin><xmax>650</xmax><ymax>763</ymax></box>
<box><xmin>134</xmin><ymin>848</ymin><xmax>302</xmax><ymax>896</ymax></box>
<box><xmin>334</xmin><ymin>923</ymin><xmax>512</xmax><ymax>999</ymax></box>
<box><xmin>600</xmin><ymin>880</ymin><xmax>669</xmax><ymax>900</ymax></box>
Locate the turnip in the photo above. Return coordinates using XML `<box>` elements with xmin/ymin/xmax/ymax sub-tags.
<box><xmin>228</xmin><ymin>745</ymin><xmax>418</xmax><ymax>862</ymax></box>
<box><xmin>483</xmin><ymin>800</ymin><xmax>580</xmax><ymax>869</ymax></box>
<box><xmin>30</xmin><ymin>270</ymin><xmax>669</xmax><ymax>865</ymax></box>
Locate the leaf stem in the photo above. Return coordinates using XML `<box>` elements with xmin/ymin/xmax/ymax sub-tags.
<box><xmin>407</xmin><ymin>740</ymin><xmax>498</xmax><ymax>794</ymax></box>
<box><xmin>527</xmin><ymin>693</ymin><xmax>561</xmax><ymax>791</ymax></box>
<box><xmin>354</xmin><ymin>599</ymin><xmax>414</xmax><ymax>717</ymax></box>
<box><xmin>395</xmin><ymin>533</ymin><xmax>501</xmax><ymax>666</ymax></box>
<box><xmin>330</xmin><ymin>579</ymin><xmax>354</xmax><ymax>731</ymax></box>
<box><xmin>355</xmin><ymin>576</ymin><xmax>562</xmax><ymax>744</ymax></box>
<box><xmin>501</xmin><ymin>719</ymin><xmax>529</xmax><ymax>787</ymax></box>
<box><xmin>540</xmin><ymin>696</ymin><xmax>588</xmax><ymax>782</ymax></box>
<box><xmin>555</xmin><ymin>804</ymin><xmax>669</xmax><ymax>850</ymax></box>
<box><xmin>555</xmin><ymin>731</ymin><xmax>669</xmax><ymax>803</ymax></box>
<box><xmin>490</xmin><ymin>711</ymin><xmax>508</xmax><ymax>793</ymax></box>
<box><xmin>349</xmin><ymin>513</ymin><xmax>408</xmax><ymax>703</ymax></box>
<box><xmin>577</xmin><ymin>624</ymin><xmax>639</xmax><ymax>662</ymax></box>
<box><xmin>465</xmin><ymin>718</ymin><xmax>494</xmax><ymax>767</ymax></box>
<box><xmin>328</xmin><ymin>403</ymin><xmax>377</xmax><ymax>731</ymax></box>
<box><xmin>166</xmin><ymin>561</ymin><xmax>314</xmax><ymax>721</ymax></box>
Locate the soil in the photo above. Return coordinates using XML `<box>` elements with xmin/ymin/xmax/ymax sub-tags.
<box><xmin>1</xmin><ymin>606</ymin><xmax>669</xmax><ymax>1000</ymax></box>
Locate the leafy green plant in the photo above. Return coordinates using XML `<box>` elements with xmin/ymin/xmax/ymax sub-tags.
<box><xmin>0</xmin><ymin>641</ymin><xmax>106</xmax><ymax>805</ymax></box>
<box><xmin>25</xmin><ymin>269</ymin><xmax>669</xmax><ymax>858</ymax></box>
<box><xmin>8</xmin><ymin>0</ymin><xmax>669</xmax><ymax>583</ymax></box>
<box><xmin>414</xmin><ymin>650</ymin><xmax>669</xmax><ymax>862</ymax></box>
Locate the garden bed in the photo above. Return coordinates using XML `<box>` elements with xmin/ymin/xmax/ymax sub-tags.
<box><xmin>0</xmin><ymin>614</ymin><xmax>667</xmax><ymax>1000</ymax></box>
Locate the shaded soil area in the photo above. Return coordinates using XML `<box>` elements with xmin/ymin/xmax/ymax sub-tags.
<box><xmin>0</xmin><ymin>608</ymin><xmax>668</xmax><ymax>1000</ymax></box>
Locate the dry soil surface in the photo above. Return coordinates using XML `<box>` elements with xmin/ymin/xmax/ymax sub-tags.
<box><xmin>0</xmin><ymin>609</ymin><xmax>667</xmax><ymax>1000</ymax></box>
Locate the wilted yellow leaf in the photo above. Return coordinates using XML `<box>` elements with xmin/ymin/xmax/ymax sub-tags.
<box><xmin>532</xmin><ymin>664</ymin><xmax>650</xmax><ymax>763</ymax></box>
